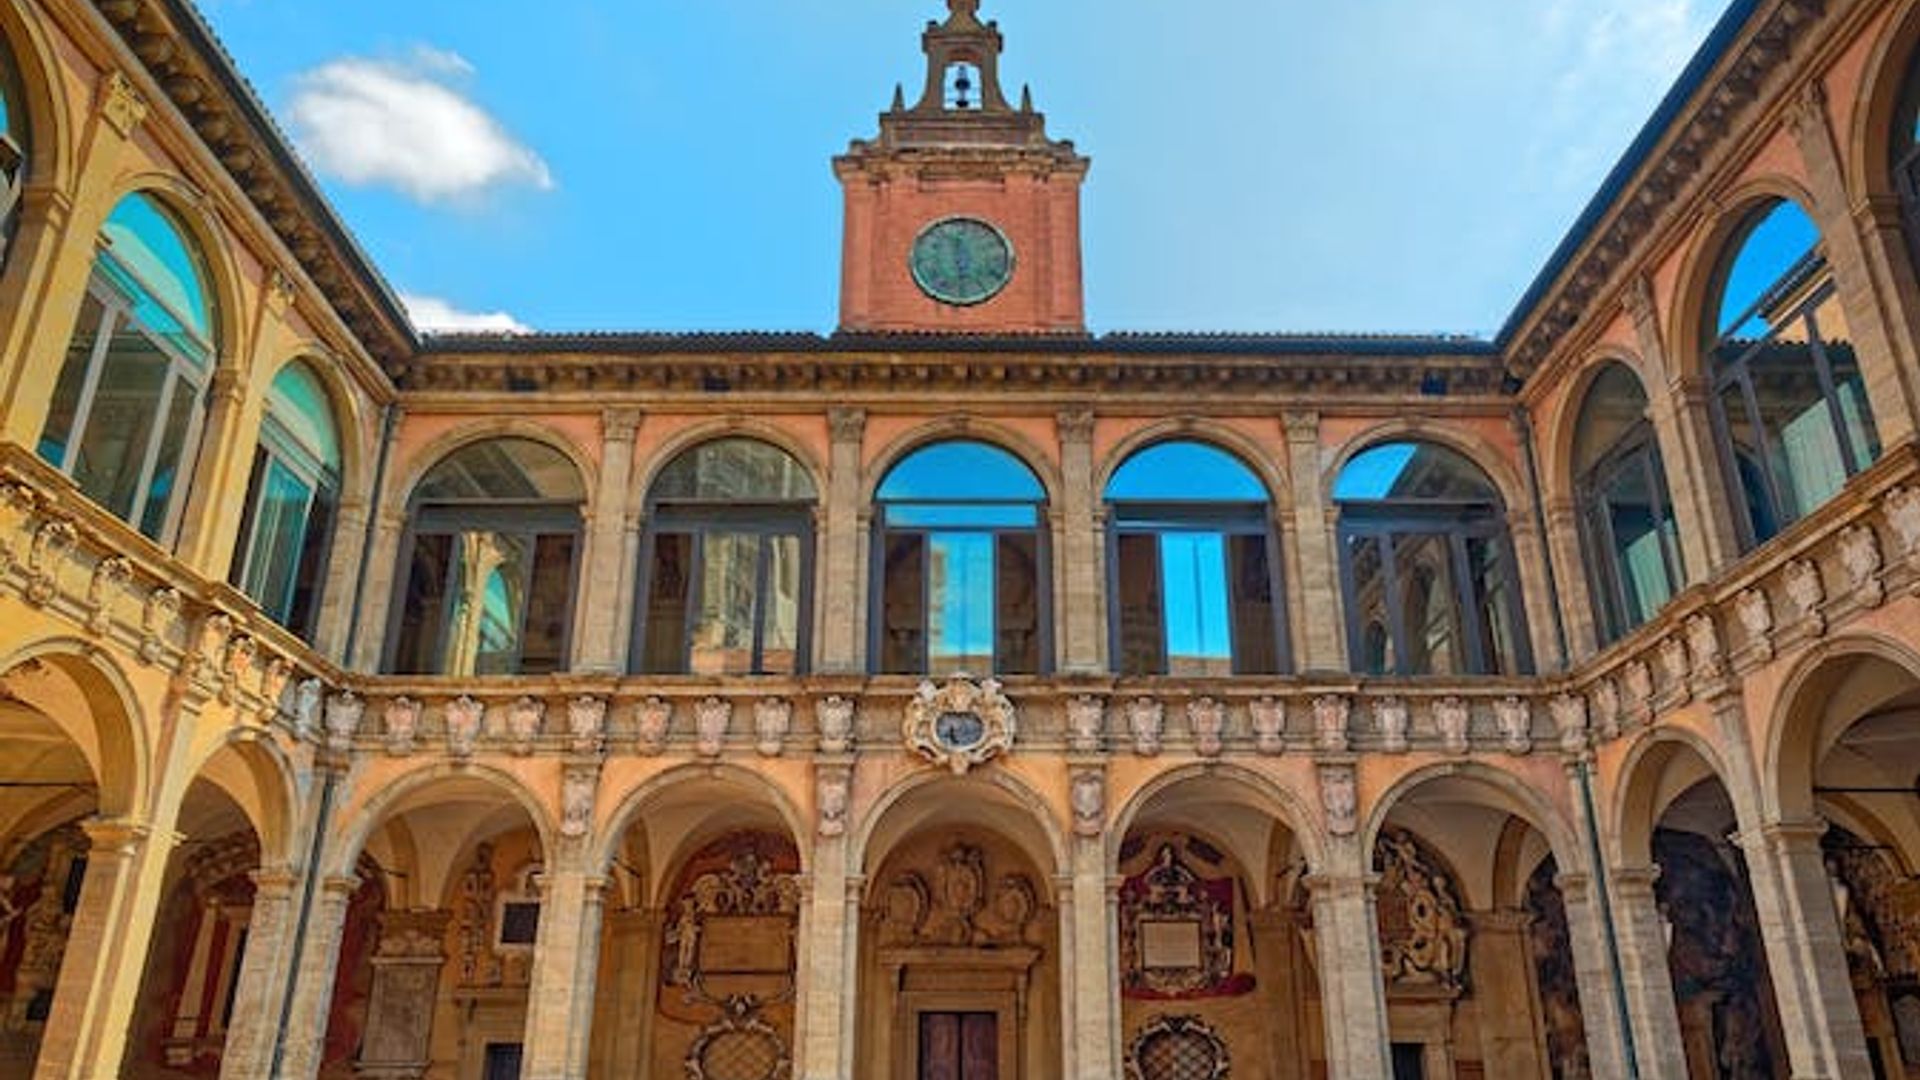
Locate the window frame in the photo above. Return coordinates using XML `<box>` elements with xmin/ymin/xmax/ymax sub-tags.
<box><xmin>1572</xmin><ymin>385</ymin><xmax>1685</xmax><ymax>646</ymax></box>
<box><xmin>631</xmin><ymin>501</ymin><xmax>817</xmax><ymax>676</ymax></box>
<box><xmin>1103</xmin><ymin>496</ymin><xmax>1291</xmax><ymax>676</ymax></box>
<box><xmin>1895</xmin><ymin>50</ymin><xmax>1920</xmax><ymax>275</ymax></box>
<box><xmin>232</xmin><ymin>405</ymin><xmax>340</xmax><ymax>637</ymax></box>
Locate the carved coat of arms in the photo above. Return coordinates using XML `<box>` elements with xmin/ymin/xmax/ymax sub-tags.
<box><xmin>902</xmin><ymin>674</ymin><xmax>1017</xmax><ymax>773</ymax></box>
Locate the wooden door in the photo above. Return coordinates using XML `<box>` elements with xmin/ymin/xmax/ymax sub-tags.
<box><xmin>918</xmin><ymin>1012</ymin><xmax>997</xmax><ymax>1080</ymax></box>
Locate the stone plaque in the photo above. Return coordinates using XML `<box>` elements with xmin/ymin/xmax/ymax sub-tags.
<box><xmin>1139</xmin><ymin>919</ymin><xmax>1203</xmax><ymax>971</ymax></box>
<box><xmin>698</xmin><ymin>915</ymin><xmax>792</xmax><ymax>974</ymax></box>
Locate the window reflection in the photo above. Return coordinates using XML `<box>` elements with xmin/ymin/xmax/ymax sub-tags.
<box><xmin>388</xmin><ymin>439</ymin><xmax>584</xmax><ymax>676</ymax></box>
<box><xmin>635</xmin><ymin>438</ymin><xmax>815</xmax><ymax>675</ymax></box>
<box><xmin>1104</xmin><ymin>441</ymin><xmax>1284</xmax><ymax>676</ymax></box>
<box><xmin>233</xmin><ymin>362</ymin><xmax>340</xmax><ymax>639</ymax></box>
<box><xmin>1573</xmin><ymin>363</ymin><xmax>1684</xmax><ymax>644</ymax></box>
<box><xmin>1336</xmin><ymin>442</ymin><xmax>1530</xmax><ymax>676</ymax></box>
<box><xmin>874</xmin><ymin>440</ymin><xmax>1046</xmax><ymax>675</ymax></box>
<box><xmin>1894</xmin><ymin>49</ymin><xmax>1920</xmax><ymax>287</ymax></box>
<box><xmin>0</xmin><ymin>39</ymin><xmax>26</xmax><ymax>268</ymax></box>
<box><xmin>1707</xmin><ymin>199</ymin><xmax>1880</xmax><ymax>548</ymax></box>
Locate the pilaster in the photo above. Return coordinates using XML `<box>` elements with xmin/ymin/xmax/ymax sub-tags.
<box><xmin>1282</xmin><ymin>410</ymin><xmax>1344</xmax><ymax>670</ymax></box>
<box><xmin>795</xmin><ymin>828</ymin><xmax>857</xmax><ymax>1080</ymax></box>
<box><xmin>818</xmin><ymin>408</ymin><xmax>866</xmax><ymax>673</ymax></box>
<box><xmin>219</xmin><ymin>867</ymin><xmax>300</xmax><ymax>1080</ymax></box>
<box><xmin>1055</xmin><ymin>409</ymin><xmax>1103</xmax><ymax>673</ymax></box>
<box><xmin>1607</xmin><ymin>866</ymin><xmax>1689</xmax><ymax>1080</ymax></box>
<box><xmin>277</xmin><ymin>873</ymin><xmax>362</xmax><ymax>1080</ymax></box>
<box><xmin>521</xmin><ymin>862</ymin><xmax>608</xmax><ymax>1080</ymax></box>
<box><xmin>1305</xmin><ymin>869</ymin><xmax>1391</xmax><ymax>1080</ymax></box>
<box><xmin>1551</xmin><ymin>872</ymin><xmax>1631</xmax><ymax>1080</ymax></box>
<box><xmin>576</xmin><ymin>409</ymin><xmax>643</xmax><ymax>672</ymax></box>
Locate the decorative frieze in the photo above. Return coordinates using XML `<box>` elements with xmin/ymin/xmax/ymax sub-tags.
<box><xmin>1836</xmin><ymin>523</ymin><xmax>1885</xmax><ymax>611</ymax></box>
<box><xmin>635</xmin><ymin>696</ymin><xmax>672</xmax><ymax>754</ymax></box>
<box><xmin>84</xmin><ymin>556</ymin><xmax>131</xmax><ymax>636</ymax></box>
<box><xmin>1067</xmin><ymin>694</ymin><xmax>1105</xmax><ymax>753</ymax></box>
<box><xmin>694</xmin><ymin>696</ymin><xmax>731</xmax><ymax>757</ymax></box>
<box><xmin>567</xmin><ymin>695</ymin><xmax>606</xmax><ymax>755</ymax></box>
<box><xmin>1588</xmin><ymin>679</ymin><xmax>1620</xmax><ymax>741</ymax></box>
<box><xmin>1249</xmin><ymin>696</ymin><xmax>1285</xmax><ymax>755</ymax></box>
<box><xmin>816</xmin><ymin>764</ymin><xmax>851</xmax><ymax>838</ymax></box>
<box><xmin>1313</xmin><ymin>694</ymin><xmax>1350</xmax><ymax>754</ymax></box>
<box><xmin>1071</xmin><ymin>767</ymin><xmax>1105</xmax><ymax>838</ymax></box>
<box><xmin>324</xmin><ymin>691</ymin><xmax>363</xmax><ymax>755</ymax></box>
<box><xmin>1495</xmin><ymin>696</ymin><xmax>1532</xmax><ymax>756</ymax></box>
<box><xmin>445</xmin><ymin>696</ymin><xmax>484</xmax><ymax>758</ymax></box>
<box><xmin>1550</xmin><ymin>694</ymin><xmax>1589</xmax><ymax>756</ymax></box>
<box><xmin>506</xmin><ymin>696</ymin><xmax>543</xmax><ymax>755</ymax></box>
<box><xmin>753</xmin><ymin>697</ymin><xmax>791</xmax><ymax>757</ymax></box>
<box><xmin>560</xmin><ymin>765</ymin><xmax>598</xmax><ymax>839</ymax></box>
<box><xmin>816</xmin><ymin>694</ymin><xmax>857</xmax><ymax>753</ymax></box>
<box><xmin>140</xmin><ymin>586</ymin><xmax>181</xmax><ymax>665</ymax></box>
<box><xmin>1187</xmin><ymin>697</ymin><xmax>1225</xmax><ymax>758</ymax></box>
<box><xmin>25</xmin><ymin>518</ymin><xmax>75</xmax><ymax>606</ymax></box>
<box><xmin>1732</xmin><ymin>587</ymin><xmax>1774</xmax><ymax>669</ymax></box>
<box><xmin>1780</xmin><ymin>558</ymin><xmax>1826</xmax><ymax>642</ymax></box>
<box><xmin>1317</xmin><ymin>763</ymin><xmax>1357</xmax><ymax>837</ymax></box>
<box><xmin>1371</xmin><ymin>696</ymin><xmax>1409</xmax><ymax>753</ymax></box>
<box><xmin>1126</xmin><ymin>696</ymin><xmax>1164</xmax><ymax>757</ymax></box>
<box><xmin>383</xmin><ymin>697</ymin><xmax>421</xmax><ymax>756</ymax></box>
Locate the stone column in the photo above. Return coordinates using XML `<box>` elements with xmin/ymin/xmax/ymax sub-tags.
<box><xmin>1607</xmin><ymin>866</ymin><xmax>1689</xmax><ymax>1080</ymax></box>
<box><xmin>1544</xmin><ymin>496</ymin><xmax>1600</xmax><ymax>660</ymax></box>
<box><xmin>33</xmin><ymin>816</ymin><xmax>178</xmax><ymax>1080</ymax></box>
<box><xmin>521</xmin><ymin>864</ymin><xmax>608</xmax><ymax>1080</ymax></box>
<box><xmin>1282</xmin><ymin>410</ymin><xmax>1344</xmax><ymax>671</ymax></box>
<box><xmin>1735</xmin><ymin>820</ymin><xmax>1873</xmax><ymax>1079</ymax></box>
<box><xmin>1467</xmin><ymin>909</ymin><xmax>1549</xmax><ymax>1078</ymax></box>
<box><xmin>219</xmin><ymin>868</ymin><xmax>300</xmax><ymax>1079</ymax></box>
<box><xmin>351</xmin><ymin>505</ymin><xmax>408</xmax><ymax>671</ymax></box>
<box><xmin>1553</xmin><ymin>872</ymin><xmax>1631</xmax><ymax>1080</ymax></box>
<box><xmin>796</xmin><ymin>825</ymin><xmax>857</xmax><ymax>1080</ymax></box>
<box><xmin>593</xmin><ymin>908</ymin><xmax>659</xmax><ymax>1080</ymax></box>
<box><xmin>1247</xmin><ymin>908</ymin><xmax>1310</xmax><ymax>1080</ymax></box>
<box><xmin>818</xmin><ymin>409</ymin><xmax>867</xmax><ymax>673</ymax></box>
<box><xmin>277</xmin><ymin>873</ymin><xmax>362</xmax><ymax>1080</ymax></box>
<box><xmin>1055</xmin><ymin>410</ymin><xmax>1103</xmax><ymax>673</ymax></box>
<box><xmin>1061</xmin><ymin>820</ymin><xmax>1118</xmax><ymax>1079</ymax></box>
<box><xmin>354</xmin><ymin>909</ymin><xmax>452</xmax><ymax>1079</ymax></box>
<box><xmin>576</xmin><ymin>409</ymin><xmax>643</xmax><ymax>672</ymax></box>
<box><xmin>173</xmin><ymin>366</ymin><xmax>257</xmax><ymax>576</ymax></box>
<box><xmin>1306</xmin><ymin>871</ymin><xmax>1391</xmax><ymax>1080</ymax></box>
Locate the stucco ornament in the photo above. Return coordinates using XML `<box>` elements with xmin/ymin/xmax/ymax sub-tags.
<box><xmin>903</xmin><ymin>674</ymin><xmax>1017</xmax><ymax>774</ymax></box>
<box><xmin>816</xmin><ymin>694</ymin><xmax>857</xmax><ymax>753</ymax></box>
<box><xmin>1623</xmin><ymin>659</ymin><xmax>1654</xmax><ymax>711</ymax></box>
<box><xmin>1838</xmin><ymin>524</ymin><xmax>1884</xmax><ymax>607</ymax></box>
<box><xmin>1686</xmin><ymin>613</ymin><xmax>1723</xmax><ymax>679</ymax></box>
<box><xmin>695</xmin><ymin>696</ymin><xmax>732</xmax><ymax>757</ymax></box>
<box><xmin>1550</xmin><ymin>694</ymin><xmax>1589</xmax><ymax>755</ymax></box>
<box><xmin>1249</xmin><ymin>696</ymin><xmax>1286</xmax><ymax>755</ymax></box>
<box><xmin>1376</xmin><ymin>828</ymin><xmax>1469</xmax><ymax>990</ymax></box>
<box><xmin>1735</xmin><ymin>588</ymin><xmax>1773</xmax><ymax>654</ymax></box>
<box><xmin>1433</xmin><ymin>696</ymin><xmax>1470</xmax><ymax>755</ymax></box>
<box><xmin>754</xmin><ymin>697</ymin><xmax>791</xmax><ymax>757</ymax></box>
<box><xmin>816</xmin><ymin>766</ymin><xmax>850</xmax><ymax>837</ymax></box>
<box><xmin>85</xmin><ymin>556</ymin><xmax>132</xmax><ymax>636</ymax></box>
<box><xmin>383</xmin><ymin>697</ymin><xmax>421</xmax><ymax>756</ymax></box>
<box><xmin>1317</xmin><ymin>763</ymin><xmax>1357</xmax><ymax>836</ymax></box>
<box><xmin>192</xmin><ymin>611</ymin><xmax>234</xmax><ymax>685</ymax></box>
<box><xmin>445</xmin><ymin>695</ymin><xmax>485</xmax><ymax>758</ymax></box>
<box><xmin>560</xmin><ymin>765</ymin><xmax>597</xmax><ymax>839</ymax></box>
<box><xmin>1589</xmin><ymin>678</ymin><xmax>1620</xmax><ymax>740</ymax></box>
<box><xmin>1187</xmin><ymin>697</ymin><xmax>1226</xmax><ymax>757</ymax></box>
<box><xmin>1494</xmin><ymin>696</ymin><xmax>1532</xmax><ymax>755</ymax></box>
<box><xmin>1886</xmin><ymin>486</ymin><xmax>1920</xmax><ymax>561</ymax></box>
<box><xmin>220</xmin><ymin>635</ymin><xmax>256</xmax><ymax>705</ymax></box>
<box><xmin>324</xmin><ymin>690</ymin><xmax>363</xmax><ymax>755</ymax></box>
<box><xmin>1658</xmin><ymin>636</ymin><xmax>1691</xmax><ymax>695</ymax></box>
<box><xmin>258</xmin><ymin>656</ymin><xmax>293</xmax><ymax>725</ymax></box>
<box><xmin>1066</xmin><ymin>694</ymin><xmax>1105</xmax><ymax>752</ymax></box>
<box><xmin>567</xmin><ymin>695</ymin><xmax>606</xmax><ymax>755</ymax></box>
<box><xmin>0</xmin><ymin>482</ymin><xmax>38</xmax><ymax>574</ymax></box>
<box><xmin>1783</xmin><ymin>559</ymin><xmax>1825</xmax><ymax>624</ymax></box>
<box><xmin>1313</xmin><ymin>694</ymin><xmax>1350</xmax><ymax>753</ymax></box>
<box><xmin>1125</xmin><ymin>1015</ymin><xmax>1230</xmax><ymax>1080</ymax></box>
<box><xmin>1126</xmin><ymin>696</ymin><xmax>1164</xmax><ymax>757</ymax></box>
<box><xmin>292</xmin><ymin>678</ymin><xmax>324</xmax><ymax>739</ymax></box>
<box><xmin>635</xmin><ymin>696</ymin><xmax>672</xmax><ymax>754</ymax></box>
<box><xmin>140</xmin><ymin>586</ymin><xmax>182</xmax><ymax>665</ymax></box>
<box><xmin>25</xmin><ymin>518</ymin><xmax>75</xmax><ymax>606</ymax></box>
<box><xmin>506</xmin><ymin>696</ymin><xmax>544</xmax><ymax>755</ymax></box>
<box><xmin>1372</xmin><ymin>696</ymin><xmax>1410</xmax><ymax>753</ymax></box>
<box><xmin>1071</xmin><ymin>768</ymin><xmax>1105</xmax><ymax>837</ymax></box>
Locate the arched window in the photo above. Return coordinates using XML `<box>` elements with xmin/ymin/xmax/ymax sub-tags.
<box><xmin>232</xmin><ymin>362</ymin><xmax>340</xmax><ymax>639</ymax></box>
<box><xmin>386</xmin><ymin>438</ymin><xmax>584</xmax><ymax>676</ymax></box>
<box><xmin>1104</xmin><ymin>440</ymin><xmax>1286</xmax><ymax>675</ymax></box>
<box><xmin>0</xmin><ymin>37</ymin><xmax>28</xmax><ymax>265</ymax></box>
<box><xmin>1335</xmin><ymin>441</ymin><xmax>1531</xmax><ymax>676</ymax></box>
<box><xmin>1895</xmin><ymin>48</ymin><xmax>1920</xmax><ymax>271</ymax></box>
<box><xmin>37</xmin><ymin>193</ymin><xmax>215</xmax><ymax>543</ymax></box>
<box><xmin>873</xmin><ymin>440</ymin><xmax>1047</xmax><ymax>675</ymax></box>
<box><xmin>1707</xmin><ymin>198</ymin><xmax>1879</xmax><ymax>548</ymax></box>
<box><xmin>634</xmin><ymin>437</ymin><xmax>816</xmax><ymax>675</ymax></box>
<box><xmin>1573</xmin><ymin>364</ymin><xmax>1684</xmax><ymax>645</ymax></box>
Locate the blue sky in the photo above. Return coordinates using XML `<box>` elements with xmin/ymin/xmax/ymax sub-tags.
<box><xmin>197</xmin><ymin>0</ymin><xmax>1724</xmax><ymax>336</ymax></box>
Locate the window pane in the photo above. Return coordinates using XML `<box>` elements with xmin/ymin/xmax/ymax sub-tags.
<box><xmin>1106</xmin><ymin>441</ymin><xmax>1265</xmax><ymax>502</ymax></box>
<box><xmin>520</xmin><ymin>534</ymin><xmax>574</xmax><ymax>674</ymax></box>
<box><xmin>287</xmin><ymin>483</ymin><xmax>335</xmax><ymax>639</ymax></box>
<box><xmin>1114</xmin><ymin>533</ymin><xmax>1165</xmax><ymax>675</ymax></box>
<box><xmin>241</xmin><ymin>456</ymin><xmax>315</xmax><ymax>624</ymax></box>
<box><xmin>267</xmin><ymin>362</ymin><xmax>341</xmax><ymax>473</ymax></box>
<box><xmin>39</xmin><ymin>295</ymin><xmax>105</xmax><ymax>468</ymax></box>
<box><xmin>652</xmin><ymin>438</ymin><xmax>814</xmax><ymax>502</ymax></box>
<box><xmin>995</xmin><ymin>533</ymin><xmax>1040</xmax><ymax>674</ymax></box>
<box><xmin>641</xmin><ymin>533</ymin><xmax>693</xmax><ymax>674</ymax></box>
<box><xmin>1809</xmin><ymin>290</ymin><xmax>1881</xmax><ymax>472</ymax></box>
<box><xmin>416</xmin><ymin>438</ymin><xmax>583</xmax><ymax>502</ymax></box>
<box><xmin>100</xmin><ymin>194</ymin><xmax>214</xmax><ymax>360</ymax></box>
<box><xmin>1468</xmin><ymin>536</ymin><xmax>1521</xmax><ymax>676</ymax></box>
<box><xmin>1160</xmin><ymin>532</ymin><xmax>1231</xmax><ymax>677</ymax></box>
<box><xmin>393</xmin><ymin>534</ymin><xmax>454</xmax><ymax>674</ymax></box>
<box><xmin>1395</xmin><ymin>532</ymin><xmax>1464</xmax><ymax>676</ymax></box>
<box><xmin>883</xmin><ymin>503</ymin><xmax>1036</xmax><ymax>529</ymax></box>
<box><xmin>1335</xmin><ymin>442</ymin><xmax>1498</xmax><ymax>503</ymax></box>
<box><xmin>1750</xmin><ymin>315</ymin><xmax>1847</xmax><ymax>524</ymax></box>
<box><xmin>71</xmin><ymin>319</ymin><xmax>169</xmax><ymax>521</ymax></box>
<box><xmin>929</xmin><ymin>532</ymin><xmax>994</xmax><ymax>676</ymax></box>
<box><xmin>762</xmin><ymin>533</ymin><xmax>802</xmax><ymax>675</ymax></box>
<box><xmin>1600</xmin><ymin>460</ymin><xmax>1675</xmax><ymax>632</ymax></box>
<box><xmin>881</xmin><ymin>534</ymin><xmax>926</xmax><ymax>673</ymax></box>
<box><xmin>1347</xmin><ymin>534</ymin><xmax>1393</xmax><ymax>676</ymax></box>
<box><xmin>877</xmin><ymin>441</ymin><xmax>1043</xmax><ymax>502</ymax></box>
<box><xmin>138</xmin><ymin>374</ymin><xmax>198</xmax><ymax>540</ymax></box>
<box><xmin>450</xmin><ymin>533</ymin><xmax>528</xmax><ymax>677</ymax></box>
<box><xmin>1228</xmin><ymin>534</ymin><xmax>1279</xmax><ymax>675</ymax></box>
<box><xmin>689</xmin><ymin>533</ymin><xmax>759</xmax><ymax>676</ymax></box>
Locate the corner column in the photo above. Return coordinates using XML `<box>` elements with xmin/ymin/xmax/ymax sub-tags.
<box><xmin>1247</xmin><ymin>907</ymin><xmax>1310</xmax><ymax>1080</ymax></box>
<box><xmin>818</xmin><ymin>409</ymin><xmax>867</xmax><ymax>673</ymax></box>
<box><xmin>1061</xmin><ymin>763</ymin><xmax>1118</xmax><ymax>1079</ymax></box>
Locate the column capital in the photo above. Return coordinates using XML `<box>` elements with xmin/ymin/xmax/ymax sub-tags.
<box><xmin>828</xmin><ymin>407</ymin><xmax>867</xmax><ymax>444</ymax></box>
<box><xmin>1736</xmin><ymin>817</ymin><xmax>1828</xmax><ymax>852</ymax></box>
<box><xmin>601</xmin><ymin>408</ymin><xmax>644</xmax><ymax>443</ymax></box>
<box><xmin>1303</xmin><ymin>872</ymin><xmax>1379</xmax><ymax>900</ymax></box>
<box><xmin>1608</xmin><ymin>864</ymin><xmax>1661</xmax><ymax>896</ymax></box>
<box><xmin>321</xmin><ymin>872</ymin><xmax>363</xmax><ymax>899</ymax></box>
<box><xmin>1055</xmin><ymin>408</ymin><xmax>1095</xmax><ymax>445</ymax></box>
<box><xmin>249</xmin><ymin>864</ymin><xmax>301</xmax><ymax>896</ymax></box>
<box><xmin>82</xmin><ymin>815</ymin><xmax>160</xmax><ymax>854</ymax></box>
<box><xmin>1281</xmin><ymin>409</ymin><xmax>1320</xmax><ymax>442</ymax></box>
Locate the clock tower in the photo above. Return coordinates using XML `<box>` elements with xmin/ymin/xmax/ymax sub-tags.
<box><xmin>835</xmin><ymin>0</ymin><xmax>1090</xmax><ymax>334</ymax></box>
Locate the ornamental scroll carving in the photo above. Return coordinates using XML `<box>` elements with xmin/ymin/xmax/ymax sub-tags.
<box><xmin>659</xmin><ymin>833</ymin><xmax>801</xmax><ymax>1027</ymax></box>
<box><xmin>1125</xmin><ymin>1014</ymin><xmax>1231</xmax><ymax>1080</ymax></box>
<box><xmin>1375</xmin><ymin>828</ymin><xmax>1468</xmax><ymax>992</ymax></box>
<box><xmin>1118</xmin><ymin>840</ymin><xmax>1253</xmax><ymax>1000</ymax></box>
<box><xmin>903</xmin><ymin>674</ymin><xmax>1016</xmax><ymax>774</ymax></box>
<box><xmin>877</xmin><ymin>842</ymin><xmax>1040</xmax><ymax>950</ymax></box>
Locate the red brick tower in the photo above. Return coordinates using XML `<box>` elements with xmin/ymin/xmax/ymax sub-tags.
<box><xmin>835</xmin><ymin>0</ymin><xmax>1089</xmax><ymax>334</ymax></box>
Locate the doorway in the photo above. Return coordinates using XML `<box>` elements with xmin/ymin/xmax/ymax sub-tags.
<box><xmin>919</xmin><ymin>1013</ymin><xmax>998</xmax><ymax>1080</ymax></box>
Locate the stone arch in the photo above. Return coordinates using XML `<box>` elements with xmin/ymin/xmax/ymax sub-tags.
<box><xmin>854</xmin><ymin>767</ymin><xmax>1068</xmax><ymax>880</ymax></box>
<box><xmin>257</xmin><ymin>349</ymin><xmax>375</xmax><ymax>502</ymax></box>
<box><xmin>632</xmin><ymin>418</ymin><xmax>828</xmax><ymax>508</ymax></box>
<box><xmin>1539</xmin><ymin>346</ymin><xmax>1661</xmax><ymax>509</ymax></box>
<box><xmin>329</xmin><ymin>762</ymin><xmax>557</xmax><ymax>880</ymax></box>
<box><xmin>0</xmin><ymin>637</ymin><xmax>149</xmax><ymax>820</ymax></box>
<box><xmin>862</xmin><ymin>416</ymin><xmax>1063</xmax><ymax>507</ymax></box>
<box><xmin>1664</xmin><ymin>176</ymin><xmax>1827</xmax><ymax>384</ymax></box>
<box><xmin>1106</xmin><ymin>761</ymin><xmax>1327</xmax><ymax>890</ymax></box>
<box><xmin>1609</xmin><ymin>723</ymin><xmax>1749</xmax><ymax>866</ymax></box>
<box><xmin>1764</xmin><ymin>631</ymin><xmax>1920</xmax><ymax>824</ymax></box>
<box><xmin>1320</xmin><ymin>418</ymin><xmax>1527</xmax><ymax>514</ymax></box>
<box><xmin>89</xmin><ymin>172</ymin><xmax>248</xmax><ymax>367</ymax></box>
<box><xmin>1093</xmin><ymin>418</ymin><xmax>1290</xmax><ymax>504</ymax></box>
<box><xmin>181</xmin><ymin>731</ymin><xmax>302</xmax><ymax>867</ymax></box>
<box><xmin>1360</xmin><ymin>760</ymin><xmax>1583</xmax><ymax>912</ymax></box>
<box><xmin>591</xmin><ymin>761</ymin><xmax>811</xmax><ymax>901</ymax></box>
<box><xmin>389</xmin><ymin>419</ymin><xmax>598</xmax><ymax>515</ymax></box>
<box><xmin>1846</xmin><ymin>2</ymin><xmax>1920</xmax><ymax>205</ymax></box>
<box><xmin>0</xmin><ymin>0</ymin><xmax>74</xmax><ymax>217</ymax></box>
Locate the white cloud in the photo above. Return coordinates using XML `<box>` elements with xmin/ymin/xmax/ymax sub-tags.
<box><xmin>402</xmin><ymin>293</ymin><xmax>532</xmax><ymax>335</ymax></box>
<box><xmin>288</xmin><ymin>50</ymin><xmax>553</xmax><ymax>203</ymax></box>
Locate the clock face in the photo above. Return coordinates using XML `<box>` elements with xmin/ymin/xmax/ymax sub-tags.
<box><xmin>910</xmin><ymin>217</ymin><xmax>1014</xmax><ymax>306</ymax></box>
<box><xmin>935</xmin><ymin>711</ymin><xmax>986</xmax><ymax>750</ymax></box>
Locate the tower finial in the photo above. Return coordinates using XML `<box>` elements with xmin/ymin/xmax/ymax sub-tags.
<box><xmin>949</xmin><ymin>0</ymin><xmax>980</xmax><ymax>16</ymax></box>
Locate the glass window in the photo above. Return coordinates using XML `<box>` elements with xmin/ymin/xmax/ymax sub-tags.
<box><xmin>233</xmin><ymin>363</ymin><xmax>341</xmax><ymax>639</ymax></box>
<box><xmin>387</xmin><ymin>438</ymin><xmax>584</xmax><ymax>676</ymax></box>
<box><xmin>1104</xmin><ymin>441</ymin><xmax>1285</xmax><ymax>675</ymax></box>
<box><xmin>1706</xmin><ymin>199</ymin><xmax>1880</xmax><ymax>548</ymax></box>
<box><xmin>0</xmin><ymin>39</ymin><xmax>26</xmax><ymax>267</ymax></box>
<box><xmin>1335</xmin><ymin>441</ymin><xmax>1531</xmax><ymax>676</ymax></box>
<box><xmin>635</xmin><ymin>438</ymin><xmax>816</xmax><ymax>675</ymax></box>
<box><xmin>874</xmin><ymin>440</ymin><xmax>1047</xmax><ymax>675</ymax></box>
<box><xmin>1573</xmin><ymin>364</ymin><xmax>1684</xmax><ymax>645</ymax></box>
<box><xmin>1895</xmin><ymin>49</ymin><xmax>1920</xmax><ymax>275</ymax></box>
<box><xmin>37</xmin><ymin>193</ymin><xmax>215</xmax><ymax>543</ymax></box>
